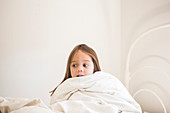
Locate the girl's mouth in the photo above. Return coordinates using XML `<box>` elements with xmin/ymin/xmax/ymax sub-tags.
<box><xmin>77</xmin><ymin>75</ymin><xmax>84</xmax><ymax>77</ymax></box>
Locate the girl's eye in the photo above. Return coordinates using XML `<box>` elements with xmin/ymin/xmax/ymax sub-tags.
<box><xmin>72</xmin><ymin>64</ymin><xmax>77</xmax><ymax>67</ymax></box>
<box><xmin>83</xmin><ymin>64</ymin><xmax>88</xmax><ymax>67</ymax></box>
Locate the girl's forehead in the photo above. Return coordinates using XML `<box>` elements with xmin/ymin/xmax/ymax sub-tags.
<box><xmin>74</xmin><ymin>50</ymin><xmax>88</xmax><ymax>56</ymax></box>
<box><xmin>71</xmin><ymin>50</ymin><xmax>92</xmax><ymax>61</ymax></box>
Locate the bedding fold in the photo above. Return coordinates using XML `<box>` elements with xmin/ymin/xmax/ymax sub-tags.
<box><xmin>0</xmin><ymin>97</ymin><xmax>54</xmax><ymax>113</ymax></box>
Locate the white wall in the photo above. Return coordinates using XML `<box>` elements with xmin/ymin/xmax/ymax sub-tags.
<box><xmin>121</xmin><ymin>0</ymin><xmax>170</xmax><ymax>112</ymax></box>
<box><xmin>0</xmin><ymin>0</ymin><xmax>121</xmax><ymax>105</ymax></box>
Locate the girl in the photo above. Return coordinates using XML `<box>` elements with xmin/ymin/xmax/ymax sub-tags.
<box><xmin>50</xmin><ymin>44</ymin><xmax>101</xmax><ymax>96</ymax></box>
<box><xmin>50</xmin><ymin>44</ymin><xmax>142</xmax><ymax>113</ymax></box>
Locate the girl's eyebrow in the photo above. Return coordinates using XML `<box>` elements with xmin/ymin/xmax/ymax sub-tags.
<box><xmin>71</xmin><ymin>61</ymin><xmax>76</xmax><ymax>63</ymax></box>
<box><xmin>71</xmin><ymin>60</ymin><xmax>90</xmax><ymax>63</ymax></box>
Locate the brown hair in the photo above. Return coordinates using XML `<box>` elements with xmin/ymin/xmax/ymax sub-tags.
<box><xmin>50</xmin><ymin>44</ymin><xmax>101</xmax><ymax>96</ymax></box>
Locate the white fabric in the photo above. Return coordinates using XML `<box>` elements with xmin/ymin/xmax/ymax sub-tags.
<box><xmin>0</xmin><ymin>72</ymin><xmax>142</xmax><ymax>113</ymax></box>
<box><xmin>0</xmin><ymin>97</ymin><xmax>55</xmax><ymax>113</ymax></box>
<box><xmin>50</xmin><ymin>71</ymin><xmax>142</xmax><ymax>113</ymax></box>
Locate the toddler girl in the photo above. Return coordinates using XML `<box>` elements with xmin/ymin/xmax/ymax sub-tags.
<box><xmin>50</xmin><ymin>44</ymin><xmax>101</xmax><ymax>96</ymax></box>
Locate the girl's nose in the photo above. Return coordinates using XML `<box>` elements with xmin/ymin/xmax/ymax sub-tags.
<box><xmin>77</xmin><ymin>69</ymin><xmax>82</xmax><ymax>72</ymax></box>
<box><xmin>77</xmin><ymin>67</ymin><xmax>83</xmax><ymax>72</ymax></box>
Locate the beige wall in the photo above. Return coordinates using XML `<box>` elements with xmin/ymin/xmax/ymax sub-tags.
<box><xmin>0</xmin><ymin>0</ymin><xmax>121</xmax><ymax>105</ymax></box>
<box><xmin>121</xmin><ymin>0</ymin><xmax>170</xmax><ymax>112</ymax></box>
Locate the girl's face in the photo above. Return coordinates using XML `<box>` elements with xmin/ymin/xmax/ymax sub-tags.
<box><xmin>70</xmin><ymin>50</ymin><xmax>94</xmax><ymax>77</ymax></box>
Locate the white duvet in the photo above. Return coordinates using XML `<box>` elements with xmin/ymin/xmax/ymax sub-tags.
<box><xmin>0</xmin><ymin>97</ymin><xmax>55</xmax><ymax>113</ymax></box>
<box><xmin>0</xmin><ymin>72</ymin><xmax>142</xmax><ymax>113</ymax></box>
<box><xmin>50</xmin><ymin>71</ymin><xmax>142</xmax><ymax>113</ymax></box>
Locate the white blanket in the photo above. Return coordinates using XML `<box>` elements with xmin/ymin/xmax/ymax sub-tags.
<box><xmin>0</xmin><ymin>72</ymin><xmax>142</xmax><ymax>113</ymax></box>
<box><xmin>50</xmin><ymin>71</ymin><xmax>142</xmax><ymax>113</ymax></box>
<box><xmin>0</xmin><ymin>97</ymin><xmax>55</xmax><ymax>113</ymax></box>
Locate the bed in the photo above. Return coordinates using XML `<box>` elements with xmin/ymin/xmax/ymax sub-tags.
<box><xmin>0</xmin><ymin>71</ymin><xmax>142</xmax><ymax>113</ymax></box>
<box><xmin>124</xmin><ymin>23</ymin><xmax>170</xmax><ymax>113</ymax></box>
